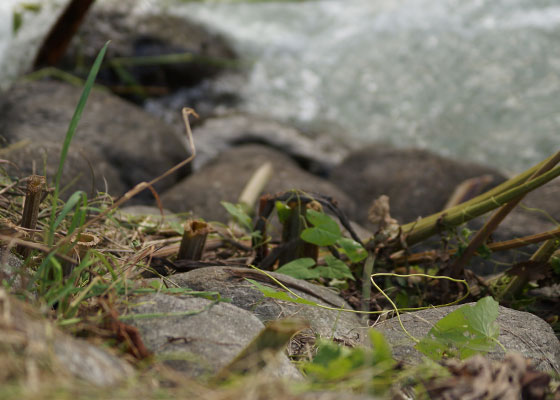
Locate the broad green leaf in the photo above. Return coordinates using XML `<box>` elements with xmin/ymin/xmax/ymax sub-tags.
<box><xmin>276</xmin><ymin>258</ymin><xmax>319</xmax><ymax>279</ymax></box>
<box><xmin>415</xmin><ymin>296</ymin><xmax>500</xmax><ymax>360</ymax></box>
<box><xmin>310</xmin><ymin>339</ymin><xmax>347</xmax><ymax>367</ymax></box>
<box><xmin>305</xmin><ymin>340</ymin><xmax>367</xmax><ymax>380</ymax></box>
<box><xmin>337</xmin><ymin>237</ymin><xmax>367</xmax><ymax>263</ymax></box>
<box><xmin>462</xmin><ymin>296</ymin><xmax>499</xmax><ymax>338</ymax></box>
<box><xmin>247</xmin><ymin>279</ymin><xmax>318</xmax><ymax>306</ymax></box>
<box><xmin>221</xmin><ymin>201</ymin><xmax>252</xmax><ymax>231</ymax></box>
<box><xmin>322</xmin><ymin>255</ymin><xmax>355</xmax><ymax>280</ymax></box>
<box><xmin>369</xmin><ymin>329</ymin><xmax>393</xmax><ymax>364</ymax></box>
<box><xmin>169</xmin><ymin>220</ymin><xmax>185</xmax><ymax>235</ymax></box>
<box><xmin>301</xmin><ymin>209</ymin><xmax>341</xmax><ymax>246</ymax></box>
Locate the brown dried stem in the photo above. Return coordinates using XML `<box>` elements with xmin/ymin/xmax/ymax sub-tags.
<box><xmin>391</xmin><ymin>226</ymin><xmax>560</xmax><ymax>266</ymax></box>
<box><xmin>177</xmin><ymin>220</ymin><xmax>209</xmax><ymax>261</ymax></box>
<box><xmin>16</xmin><ymin>175</ymin><xmax>46</xmax><ymax>259</ymax></box>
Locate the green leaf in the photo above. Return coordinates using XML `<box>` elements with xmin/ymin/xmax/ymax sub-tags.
<box><xmin>276</xmin><ymin>258</ymin><xmax>319</xmax><ymax>279</ymax></box>
<box><xmin>52</xmin><ymin>191</ymin><xmax>86</xmax><ymax>231</ymax></box>
<box><xmin>275</xmin><ymin>201</ymin><xmax>292</xmax><ymax>224</ymax></box>
<box><xmin>66</xmin><ymin>191</ymin><xmax>88</xmax><ymax>236</ymax></box>
<box><xmin>369</xmin><ymin>329</ymin><xmax>393</xmax><ymax>364</ymax></box>
<box><xmin>415</xmin><ymin>296</ymin><xmax>500</xmax><ymax>360</ymax></box>
<box><xmin>322</xmin><ymin>255</ymin><xmax>355</xmax><ymax>280</ymax></box>
<box><xmin>169</xmin><ymin>220</ymin><xmax>185</xmax><ymax>235</ymax></box>
<box><xmin>337</xmin><ymin>237</ymin><xmax>367</xmax><ymax>263</ymax></box>
<box><xmin>247</xmin><ymin>279</ymin><xmax>318</xmax><ymax>306</ymax></box>
<box><xmin>221</xmin><ymin>201</ymin><xmax>252</xmax><ymax>231</ymax></box>
<box><xmin>301</xmin><ymin>209</ymin><xmax>341</xmax><ymax>246</ymax></box>
<box><xmin>552</xmin><ymin>256</ymin><xmax>560</xmax><ymax>275</ymax></box>
<box><xmin>462</xmin><ymin>296</ymin><xmax>500</xmax><ymax>339</ymax></box>
<box><xmin>305</xmin><ymin>339</ymin><xmax>367</xmax><ymax>380</ymax></box>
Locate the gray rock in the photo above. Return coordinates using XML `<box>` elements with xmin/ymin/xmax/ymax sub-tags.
<box><xmin>0</xmin><ymin>80</ymin><xmax>190</xmax><ymax>199</ymax></box>
<box><xmin>0</xmin><ymin>248</ymin><xmax>25</xmax><ymax>290</ymax></box>
<box><xmin>166</xmin><ymin>267</ymin><xmax>368</xmax><ymax>347</ymax></box>
<box><xmin>128</xmin><ymin>293</ymin><xmax>301</xmax><ymax>379</ymax></box>
<box><xmin>495</xmin><ymin>176</ymin><xmax>560</xmax><ymax>240</ymax></box>
<box><xmin>160</xmin><ymin>144</ymin><xmax>356</xmax><ymax>223</ymax></box>
<box><xmin>190</xmin><ymin>113</ymin><xmax>348</xmax><ymax>174</ymax></box>
<box><xmin>373</xmin><ymin>303</ymin><xmax>560</xmax><ymax>373</ymax></box>
<box><xmin>63</xmin><ymin>0</ymin><xmax>237</xmax><ymax>91</ymax></box>
<box><xmin>521</xmin><ymin>176</ymin><xmax>560</xmax><ymax>218</ymax></box>
<box><xmin>0</xmin><ymin>139</ymin><xmax>126</xmax><ymax>198</ymax></box>
<box><xmin>0</xmin><ymin>288</ymin><xmax>133</xmax><ymax>386</ymax></box>
<box><xmin>53</xmin><ymin>336</ymin><xmax>134</xmax><ymax>386</ymax></box>
<box><xmin>330</xmin><ymin>144</ymin><xmax>506</xmax><ymax>227</ymax></box>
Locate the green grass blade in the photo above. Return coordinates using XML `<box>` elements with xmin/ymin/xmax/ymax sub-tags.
<box><xmin>52</xmin><ymin>191</ymin><xmax>85</xmax><ymax>232</ymax></box>
<box><xmin>47</xmin><ymin>41</ymin><xmax>110</xmax><ymax>245</ymax></box>
<box><xmin>67</xmin><ymin>192</ymin><xmax>88</xmax><ymax>236</ymax></box>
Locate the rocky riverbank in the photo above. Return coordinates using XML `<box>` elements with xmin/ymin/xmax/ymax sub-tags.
<box><xmin>0</xmin><ymin>2</ymin><xmax>559</xmax><ymax>398</ymax></box>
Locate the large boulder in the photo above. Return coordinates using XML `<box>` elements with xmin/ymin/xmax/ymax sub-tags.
<box><xmin>0</xmin><ymin>288</ymin><xmax>133</xmax><ymax>386</ymax></box>
<box><xmin>62</xmin><ymin>0</ymin><xmax>238</xmax><ymax>98</ymax></box>
<box><xmin>0</xmin><ymin>80</ymin><xmax>190</xmax><ymax>200</ymax></box>
<box><xmin>494</xmin><ymin>176</ymin><xmax>560</xmax><ymax>240</ymax></box>
<box><xmin>188</xmin><ymin>113</ymin><xmax>347</xmax><ymax>174</ymax></box>
<box><xmin>0</xmin><ymin>139</ymin><xmax>125</xmax><ymax>198</ymax></box>
<box><xmin>160</xmin><ymin>144</ymin><xmax>356</xmax><ymax>223</ymax></box>
<box><xmin>166</xmin><ymin>266</ymin><xmax>368</xmax><ymax>348</ymax></box>
<box><xmin>373</xmin><ymin>303</ymin><xmax>560</xmax><ymax>373</ymax></box>
<box><xmin>128</xmin><ymin>293</ymin><xmax>302</xmax><ymax>379</ymax></box>
<box><xmin>330</xmin><ymin>145</ymin><xmax>506</xmax><ymax>227</ymax></box>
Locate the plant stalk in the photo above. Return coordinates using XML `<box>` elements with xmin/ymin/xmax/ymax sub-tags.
<box><xmin>448</xmin><ymin>151</ymin><xmax>560</xmax><ymax>276</ymax></box>
<box><xmin>402</xmin><ymin>161</ymin><xmax>560</xmax><ymax>247</ymax></box>
<box><xmin>16</xmin><ymin>175</ymin><xmax>46</xmax><ymax>259</ymax></box>
<box><xmin>177</xmin><ymin>220</ymin><xmax>209</xmax><ymax>261</ymax></box>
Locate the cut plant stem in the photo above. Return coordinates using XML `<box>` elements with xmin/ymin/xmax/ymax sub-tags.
<box><xmin>278</xmin><ymin>200</ymin><xmax>318</xmax><ymax>266</ymax></box>
<box><xmin>253</xmin><ymin>194</ymin><xmax>275</xmax><ymax>264</ymax></box>
<box><xmin>16</xmin><ymin>175</ymin><xmax>46</xmax><ymax>259</ymax></box>
<box><xmin>177</xmin><ymin>220</ymin><xmax>209</xmax><ymax>261</ymax></box>
<box><xmin>448</xmin><ymin>151</ymin><xmax>560</xmax><ymax>277</ymax></box>
<box><xmin>361</xmin><ymin>254</ymin><xmax>375</xmax><ymax>313</ymax></box>
<box><xmin>401</xmin><ymin>153</ymin><xmax>560</xmax><ymax>246</ymax></box>
<box><xmin>392</xmin><ymin>226</ymin><xmax>560</xmax><ymax>265</ymax></box>
<box><xmin>63</xmin><ymin>233</ymin><xmax>100</xmax><ymax>276</ymax></box>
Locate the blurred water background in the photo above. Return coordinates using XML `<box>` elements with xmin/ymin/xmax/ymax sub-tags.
<box><xmin>172</xmin><ymin>0</ymin><xmax>560</xmax><ymax>173</ymax></box>
<box><xmin>2</xmin><ymin>0</ymin><xmax>559</xmax><ymax>173</ymax></box>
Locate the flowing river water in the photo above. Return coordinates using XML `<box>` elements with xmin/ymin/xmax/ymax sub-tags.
<box><xmin>1</xmin><ymin>0</ymin><xmax>559</xmax><ymax>173</ymax></box>
<box><xmin>171</xmin><ymin>0</ymin><xmax>560</xmax><ymax>173</ymax></box>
